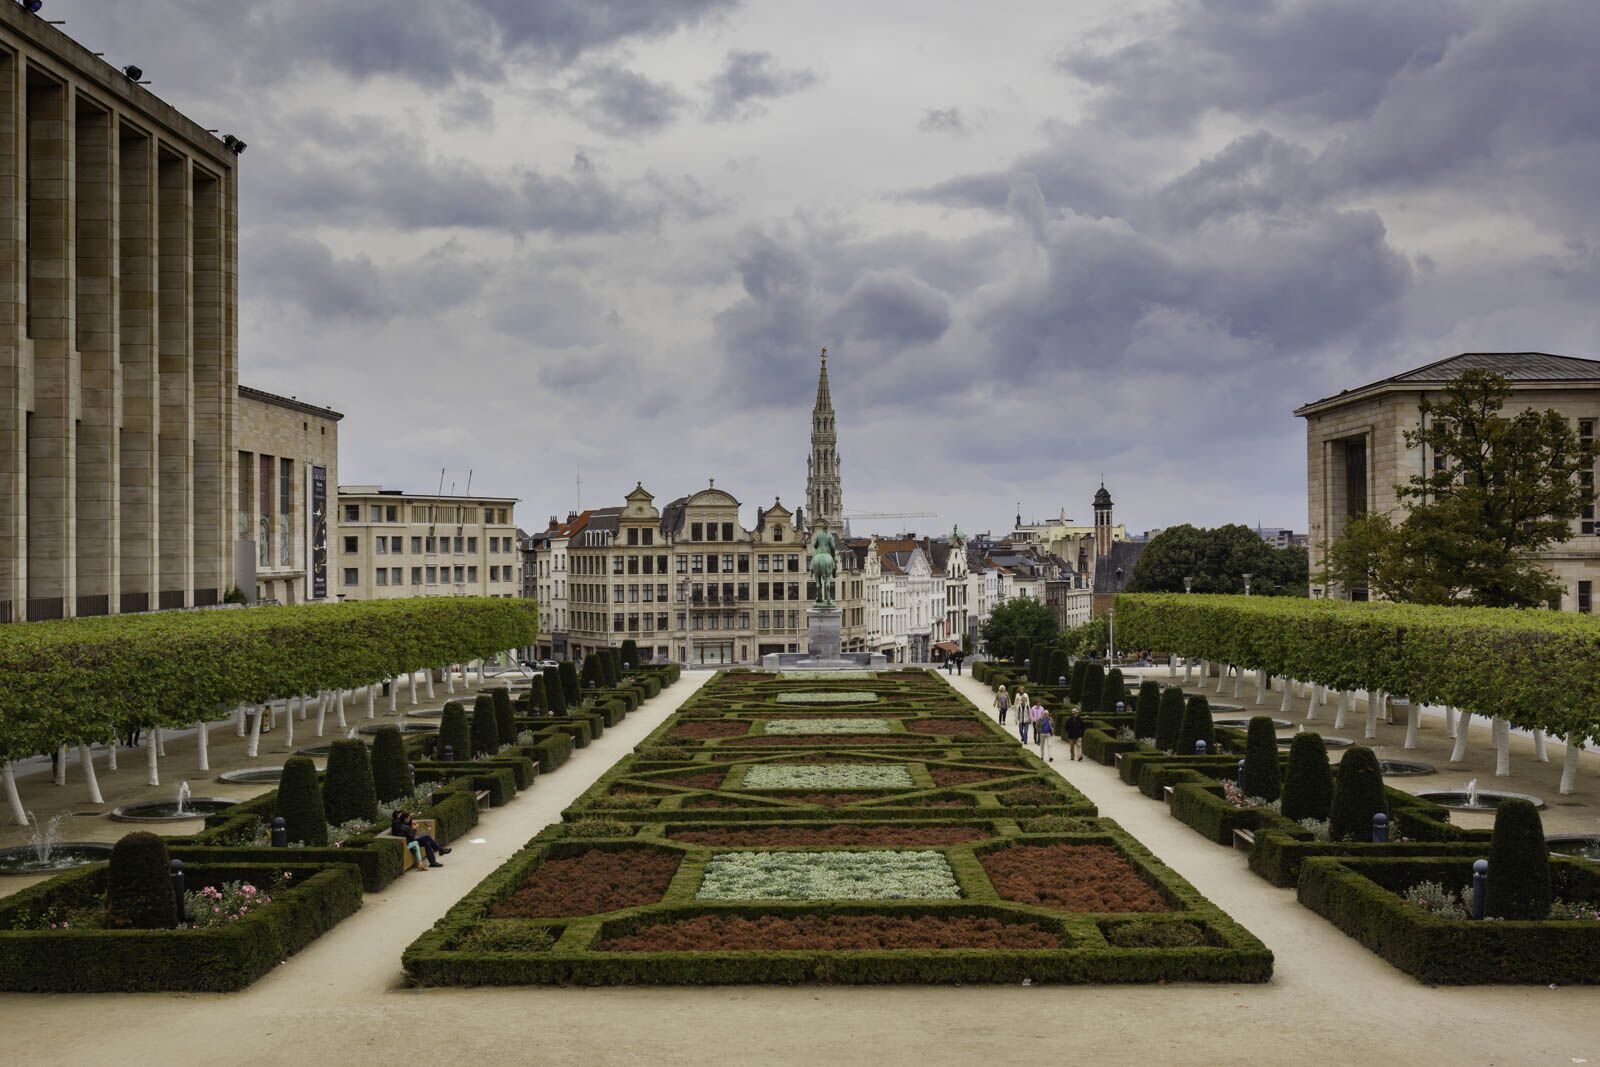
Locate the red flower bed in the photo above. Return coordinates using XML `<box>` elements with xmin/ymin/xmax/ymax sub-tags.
<box><xmin>596</xmin><ymin>912</ymin><xmax>1066</xmax><ymax>951</ymax></box>
<box><xmin>682</xmin><ymin>797</ymin><xmax>744</xmax><ymax>809</ymax></box>
<box><xmin>490</xmin><ymin>848</ymin><xmax>681</xmax><ymax>918</ymax></box>
<box><xmin>980</xmin><ymin>844</ymin><xmax>1169</xmax><ymax>912</ymax></box>
<box><xmin>668</xmin><ymin>824</ymin><xmax>990</xmax><ymax>847</ymax></box>
<box><xmin>670</xmin><ymin>720</ymin><xmax>750</xmax><ymax>739</ymax></box>
<box><xmin>652</xmin><ymin>771</ymin><xmax>729</xmax><ymax>790</ymax></box>
<box><xmin>907</xmin><ymin>719</ymin><xmax>991</xmax><ymax>737</ymax></box>
<box><xmin>930</xmin><ymin>766</ymin><xmax>1014</xmax><ymax>786</ymax></box>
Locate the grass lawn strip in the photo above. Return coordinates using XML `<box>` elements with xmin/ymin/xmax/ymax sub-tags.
<box><xmin>741</xmin><ymin>764</ymin><xmax>914</xmax><ymax>790</ymax></box>
<box><xmin>696</xmin><ymin>850</ymin><xmax>962</xmax><ymax>901</ymax></box>
<box><xmin>763</xmin><ymin>718</ymin><xmax>893</xmax><ymax>735</ymax></box>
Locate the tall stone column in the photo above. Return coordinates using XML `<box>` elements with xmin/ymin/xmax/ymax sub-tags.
<box><xmin>155</xmin><ymin>149</ymin><xmax>191</xmax><ymax>609</ymax></box>
<box><xmin>190</xmin><ymin>166</ymin><xmax>226</xmax><ymax>604</ymax></box>
<box><xmin>117</xmin><ymin>127</ymin><xmax>158</xmax><ymax>611</ymax></box>
<box><xmin>74</xmin><ymin>101</ymin><xmax>117</xmax><ymax>615</ymax></box>
<box><xmin>0</xmin><ymin>51</ymin><xmax>23</xmax><ymax>622</ymax></box>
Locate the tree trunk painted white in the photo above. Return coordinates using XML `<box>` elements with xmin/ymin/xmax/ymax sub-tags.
<box><xmin>236</xmin><ymin>704</ymin><xmax>247</xmax><ymax>737</ymax></box>
<box><xmin>1443</xmin><ymin>705</ymin><xmax>1457</xmax><ymax>739</ymax></box>
<box><xmin>1168</xmin><ymin>655</ymin><xmax>1176</xmax><ymax>679</ymax></box>
<box><xmin>1319</xmin><ymin>684</ymin><xmax>1330</xmax><ymax>706</ymax></box>
<box><xmin>1532</xmin><ymin>728</ymin><xmax>1549</xmax><ymax>763</ymax></box>
<box><xmin>1402</xmin><ymin>703</ymin><xmax>1421</xmax><ymax>749</ymax></box>
<box><xmin>1364</xmin><ymin>691</ymin><xmax>1382</xmax><ymax>740</ymax></box>
<box><xmin>1215</xmin><ymin>665</ymin><xmax>1228</xmax><ymax>694</ymax></box>
<box><xmin>315</xmin><ymin>692</ymin><xmax>328</xmax><ymax>737</ymax></box>
<box><xmin>1280</xmin><ymin>679</ymin><xmax>1294</xmax><ymax>713</ymax></box>
<box><xmin>336</xmin><ymin>690</ymin><xmax>348</xmax><ymax>729</ymax></box>
<box><xmin>246</xmin><ymin>703</ymin><xmax>266</xmax><ymax>759</ymax></box>
<box><xmin>155</xmin><ymin>726</ymin><xmax>166</xmax><ymax>758</ymax></box>
<box><xmin>2</xmin><ymin>763</ymin><xmax>27</xmax><ymax>825</ymax></box>
<box><xmin>1306</xmin><ymin>685</ymin><xmax>1320</xmax><ymax>722</ymax></box>
<box><xmin>409</xmin><ymin>671</ymin><xmax>419</xmax><ymax>704</ymax></box>
<box><xmin>54</xmin><ymin>745</ymin><xmax>67</xmax><ymax>786</ymax></box>
<box><xmin>196</xmin><ymin>719</ymin><xmax>210</xmax><ymax>771</ymax></box>
<box><xmin>1232</xmin><ymin>669</ymin><xmax>1243</xmax><ymax>699</ymax></box>
<box><xmin>284</xmin><ymin>699</ymin><xmax>296</xmax><ymax>749</ymax></box>
<box><xmin>387</xmin><ymin>679</ymin><xmax>397</xmax><ymax>714</ymax></box>
<box><xmin>1333</xmin><ymin>691</ymin><xmax>1349</xmax><ymax>729</ymax></box>
<box><xmin>78</xmin><ymin>743</ymin><xmax>103</xmax><ymax>805</ymax></box>
<box><xmin>106</xmin><ymin>736</ymin><xmax>118</xmax><ymax>772</ymax></box>
<box><xmin>1182</xmin><ymin>658</ymin><xmax>1193</xmax><ymax>684</ymax></box>
<box><xmin>1450</xmin><ymin>710</ymin><xmax>1472</xmax><ymax>762</ymax></box>
<box><xmin>1493</xmin><ymin>718</ymin><xmax>1511</xmax><ymax>777</ymax></box>
<box><xmin>445</xmin><ymin>667</ymin><xmax>456</xmax><ymax>695</ymax></box>
<box><xmin>424</xmin><ymin>671</ymin><xmax>435</xmax><ymax>699</ymax></box>
<box><xmin>1560</xmin><ymin>736</ymin><xmax>1581</xmax><ymax>795</ymax></box>
<box><xmin>145</xmin><ymin>730</ymin><xmax>160</xmax><ymax>786</ymax></box>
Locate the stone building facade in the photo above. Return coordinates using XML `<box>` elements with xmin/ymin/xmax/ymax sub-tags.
<box><xmin>234</xmin><ymin>386</ymin><xmax>339</xmax><ymax>605</ymax></box>
<box><xmin>2</xmin><ymin>8</ymin><xmax>240</xmax><ymax>620</ymax></box>
<box><xmin>1296</xmin><ymin>352</ymin><xmax>1600</xmax><ymax>610</ymax></box>
<box><xmin>335</xmin><ymin>486</ymin><xmax>519</xmax><ymax>602</ymax></box>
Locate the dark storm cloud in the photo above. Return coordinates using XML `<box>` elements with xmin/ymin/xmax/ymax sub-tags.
<box><xmin>919</xmin><ymin>108</ymin><xmax>965</xmax><ymax>133</ymax></box>
<box><xmin>705</xmin><ymin>51</ymin><xmax>818</xmax><ymax>121</ymax></box>
<box><xmin>832</xmin><ymin>271</ymin><xmax>951</xmax><ymax>346</ymax></box>
<box><xmin>572</xmin><ymin>65</ymin><xmax>687</xmax><ymax>135</ymax></box>
<box><xmin>244</xmin><ymin>235</ymin><xmax>487</xmax><ymax>322</ymax></box>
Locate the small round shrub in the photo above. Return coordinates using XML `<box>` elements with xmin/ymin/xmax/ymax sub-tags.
<box><xmin>1079</xmin><ymin>662</ymin><xmax>1105</xmax><ymax>715</ymax></box>
<box><xmin>277</xmin><ymin>755</ymin><xmax>328</xmax><ymax>846</ymax></box>
<box><xmin>1175</xmin><ymin>695</ymin><xmax>1215</xmax><ymax>756</ymax></box>
<box><xmin>1328</xmin><ymin>745</ymin><xmax>1387</xmax><ymax>841</ymax></box>
<box><xmin>438</xmin><ymin>701</ymin><xmax>470</xmax><ymax>760</ymax></box>
<box><xmin>1154</xmin><ymin>686</ymin><xmax>1185</xmax><ymax>752</ymax></box>
<box><xmin>1134</xmin><ymin>681</ymin><xmax>1161</xmax><ymax>739</ymax></box>
<box><xmin>1484</xmin><ymin>798</ymin><xmax>1552</xmax><ymax>920</ymax></box>
<box><xmin>471</xmin><ymin>693</ymin><xmax>500</xmax><ymax>758</ymax></box>
<box><xmin>491</xmin><ymin>687</ymin><xmax>516</xmax><ymax>744</ymax></box>
<box><xmin>370</xmin><ymin>725</ymin><xmax>412</xmax><ymax>804</ymax></box>
<box><xmin>323</xmin><ymin>739</ymin><xmax>377</xmax><ymax>826</ymax></box>
<box><xmin>104</xmin><ymin>831</ymin><xmax>176</xmax><ymax>929</ymax></box>
<box><xmin>1241</xmin><ymin>717</ymin><xmax>1281</xmax><ymax>802</ymax></box>
<box><xmin>1280</xmin><ymin>733</ymin><xmax>1333</xmax><ymax>822</ymax></box>
<box><xmin>558</xmin><ymin>660</ymin><xmax>580</xmax><ymax>704</ymax></box>
<box><xmin>1100</xmin><ymin>667</ymin><xmax>1126</xmax><ymax>716</ymax></box>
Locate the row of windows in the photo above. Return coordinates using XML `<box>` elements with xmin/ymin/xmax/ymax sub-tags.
<box><xmin>340</xmin><ymin>564</ymin><xmax>517</xmax><ymax>587</ymax></box>
<box><xmin>342</xmin><ymin>503</ymin><xmax>512</xmax><ymax>525</ymax></box>
<box><xmin>342</xmin><ymin>533</ymin><xmax>518</xmax><ymax>556</ymax></box>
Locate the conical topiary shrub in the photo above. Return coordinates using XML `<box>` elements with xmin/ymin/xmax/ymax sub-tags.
<box><xmin>543</xmin><ymin>668</ymin><xmax>568</xmax><ymax>715</ymax></box>
<box><xmin>471</xmin><ymin>693</ymin><xmax>500</xmax><ymax>757</ymax></box>
<box><xmin>1100</xmin><ymin>667</ymin><xmax>1126</xmax><ymax>716</ymax></box>
<box><xmin>1175</xmin><ymin>695</ymin><xmax>1215</xmax><ymax>756</ymax></box>
<box><xmin>1328</xmin><ymin>746</ymin><xmax>1387</xmax><ymax>841</ymax></box>
<box><xmin>523</xmin><ymin>674</ymin><xmax>547</xmax><ymax>714</ymax></box>
<box><xmin>1048</xmin><ymin>649</ymin><xmax>1071</xmax><ymax>690</ymax></box>
<box><xmin>438</xmin><ymin>701</ymin><xmax>470</xmax><ymax>761</ymax></box>
<box><xmin>1069</xmin><ymin>660</ymin><xmax>1089</xmax><ymax>704</ymax></box>
<box><xmin>1134</xmin><ymin>681</ymin><xmax>1161</xmax><ymax>740</ymax></box>
<box><xmin>620</xmin><ymin>638</ymin><xmax>639</xmax><ymax>671</ymax></box>
<box><xmin>605</xmin><ymin>649</ymin><xmax>622</xmax><ymax>686</ymax></box>
<box><xmin>1241</xmin><ymin>717</ymin><xmax>1281</xmax><ymax>802</ymax></box>
<box><xmin>105</xmin><ymin>831</ymin><xmax>176</xmax><ymax>929</ymax></box>
<box><xmin>1280</xmin><ymin>733</ymin><xmax>1333</xmax><ymax>822</ymax></box>
<box><xmin>323</xmin><ymin>739</ymin><xmax>377</xmax><ymax>826</ymax></box>
<box><xmin>492</xmin><ymin>686</ymin><xmax>516</xmax><ymax>744</ymax></box>
<box><xmin>1080</xmin><ymin>662</ymin><xmax>1105</xmax><ymax>715</ymax></box>
<box><xmin>278</xmin><ymin>755</ymin><xmax>328</xmax><ymax>846</ymax></box>
<box><xmin>558</xmin><ymin>660</ymin><xmax>580</xmax><ymax>704</ymax></box>
<box><xmin>1155</xmin><ymin>687</ymin><xmax>1185</xmax><ymax>751</ymax></box>
<box><xmin>581</xmin><ymin>654</ymin><xmax>605</xmax><ymax>691</ymax></box>
<box><xmin>370</xmin><ymin>725</ymin><xmax>412</xmax><ymax>804</ymax></box>
<box><xmin>1483</xmin><ymin>798</ymin><xmax>1552</xmax><ymax>921</ymax></box>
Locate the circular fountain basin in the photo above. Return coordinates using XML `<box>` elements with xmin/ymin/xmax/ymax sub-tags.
<box><xmin>216</xmin><ymin>766</ymin><xmax>285</xmax><ymax>784</ymax></box>
<box><xmin>1547</xmin><ymin>834</ymin><xmax>1600</xmax><ymax>862</ymax></box>
<box><xmin>1376</xmin><ymin>759</ymin><xmax>1436</xmax><ymax>777</ymax></box>
<box><xmin>110</xmin><ymin>798</ymin><xmax>236</xmax><ymax>822</ymax></box>
<box><xmin>1277</xmin><ymin>734</ymin><xmax>1355</xmax><ymax>748</ymax></box>
<box><xmin>1206</xmin><ymin>703</ymin><xmax>1244</xmax><ymax>713</ymax></box>
<box><xmin>1416</xmin><ymin>789</ymin><xmax>1545</xmax><ymax>812</ymax></box>
<box><xmin>1214</xmin><ymin>717</ymin><xmax>1292</xmax><ymax>730</ymax></box>
<box><xmin>405</xmin><ymin>709</ymin><xmax>444</xmax><ymax>719</ymax></box>
<box><xmin>358</xmin><ymin>721</ymin><xmax>437</xmax><ymax>736</ymax></box>
<box><xmin>0</xmin><ymin>842</ymin><xmax>113</xmax><ymax>875</ymax></box>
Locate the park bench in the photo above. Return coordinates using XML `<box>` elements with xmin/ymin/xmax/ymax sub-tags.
<box><xmin>1233</xmin><ymin>828</ymin><xmax>1256</xmax><ymax>852</ymax></box>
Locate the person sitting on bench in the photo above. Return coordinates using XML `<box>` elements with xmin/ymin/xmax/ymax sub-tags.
<box><xmin>391</xmin><ymin>809</ymin><xmax>450</xmax><ymax>868</ymax></box>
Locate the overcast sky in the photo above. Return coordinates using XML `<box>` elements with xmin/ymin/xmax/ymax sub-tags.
<box><xmin>61</xmin><ymin>0</ymin><xmax>1600</xmax><ymax>537</ymax></box>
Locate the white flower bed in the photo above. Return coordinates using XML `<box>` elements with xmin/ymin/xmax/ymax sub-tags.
<box><xmin>696</xmin><ymin>849</ymin><xmax>961</xmax><ymax>901</ymax></box>
<box><xmin>773</xmin><ymin>691</ymin><xmax>880</xmax><ymax>705</ymax></box>
<box><xmin>778</xmin><ymin>671</ymin><xmax>877</xmax><ymax>681</ymax></box>
<box><xmin>762</xmin><ymin>718</ymin><xmax>892</xmax><ymax>736</ymax></box>
<box><xmin>741</xmin><ymin>764</ymin><xmax>913</xmax><ymax>790</ymax></box>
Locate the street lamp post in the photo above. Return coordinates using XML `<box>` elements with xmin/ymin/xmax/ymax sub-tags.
<box><xmin>680</xmin><ymin>578</ymin><xmax>693</xmax><ymax>668</ymax></box>
<box><xmin>1183</xmin><ymin>576</ymin><xmax>1193</xmax><ymax>594</ymax></box>
<box><xmin>1242</xmin><ymin>573</ymin><xmax>1253</xmax><ymax>596</ymax></box>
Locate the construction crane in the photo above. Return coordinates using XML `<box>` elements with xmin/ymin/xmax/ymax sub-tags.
<box><xmin>844</xmin><ymin>510</ymin><xmax>936</xmax><ymax>521</ymax></box>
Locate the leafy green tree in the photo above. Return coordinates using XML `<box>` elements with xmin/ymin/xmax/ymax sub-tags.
<box><xmin>1059</xmin><ymin>617</ymin><xmax>1108</xmax><ymax>657</ymax></box>
<box><xmin>1155</xmin><ymin>687</ymin><xmax>1185</xmax><ymax>751</ymax></box>
<box><xmin>323</xmin><ymin>740</ymin><xmax>377</xmax><ymax>826</ymax></box>
<box><xmin>1129</xmin><ymin>524</ymin><xmax>1307</xmax><ymax>596</ymax></box>
<box><xmin>1483</xmin><ymin>798</ymin><xmax>1552</xmax><ymax>920</ymax></box>
<box><xmin>980</xmin><ymin>598</ymin><xmax>1059</xmax><ymax>661</ymax></box>
<box><xmin>1241</xmin><ymin>717</ymin><xmax>1281</xmax><ymax>802</ymax></box>
<box><xmin>1323</xmin><ymin>371</ymin><xmax>1600</xmax><ymax>607</ymax></box>
<box><xmin>105</xmin><ymin>832</ymin><xmax>176</xmax><ymax>929</ymax></box>
<box><xmin>1134</xmin><ymin>681</ymin><xmax>1160</xmax><ymax>739</ymax></box>
<box><xmin>1175</xmin><ymin>695</ymin><xmax>1215</xmax><ymax>755</ymax></box>
<box><xmin>470</xmin><ymin>693</ymin><xmax>500</xmax><ymax>757</ymax></box>
<box><xmin>1328</xmin><ymin>746</ymin><xmax>1387</xmax><ymax>841</ymax></box>
<box><xmin>370</xmin><ymin>726</ymin><xmax>412</xmax><ymax>804</ymax></box>
<box><xmin>277</xmin><ymin>756</ymin><xmax>328</xmax><ymax>846</ymax></box>
<box><xmin>1281</xmin><ymin>733</ymin><xmax>1333</xmax><ymax>822</ymax></box>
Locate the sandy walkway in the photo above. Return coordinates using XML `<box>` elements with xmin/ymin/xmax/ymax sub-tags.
<box><xmin>3</xmin><ymin>669</ymin><xmax>1596</xmax><ymax>1067</ymax></box>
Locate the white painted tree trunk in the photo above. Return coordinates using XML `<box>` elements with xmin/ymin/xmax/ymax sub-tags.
<box><xmin>1333</xmin><ymin>691</ymin><xmax>1349</xmax><ymax>729</ymax></box>
<box><xmin>424</xmin><ymin>671</ymin><xmax>435</xmax><ymax>699</ymax></box>
<box><xmin>387</xmin><ymin>679</ymin><xmax>397</xmax><ymax>714</ymax></box>
<box><xmin>106</xmin><ymin>736</ymin><xmax>118</xmax><ymax>772</ymax></box>
<box><xmin>1182</xmin><ymin>659</ymin><xmax>1193</xmax><ymax>684</ymax></box>
<box><xmin>315</xmin><ymin>692</ymin><xmax>328</xmax><ymax>737</ymax></box>
<box><xmin>236</xmin><ymin>704</ymin><xmax>247</xmax><ymax>737</ymax></box>
<box><xmin>1560</xmin><ymin>736</ymin><xmax>1581</xmax><ymax>795</ymax></box>
<box><xmin>409</xmin><ymin>671</ymin><xmax>419</xmax><ymax>704</ymax></box>
<box><xmin>1232</xmin><ymin>669</ymin><xmax>1243</xmax><ymax>699</ymax></box>
<box><xmin>284</xmin><ymin>699</ymin><xmax>296</xmax><ymax>749</ymax></box>
<box><xmin>246</xmin><ymin>703</ymin><xmax>266</xmax><ymax>758</ymax></box>
<box><xmin>1532</xmin><ymin>728</ymin><xmax>1549</xmax><ymax>763</ymax></box>
<box><xmin>445</xmin><ymin>667</ymin><xmax>456</xmax><ymax>695</ymax></box>
<box><xmin>365</xmin><ymin>684</ymin><xmax>376</xmax><ymax>719</ymax></box>
<box><xmin>1450</xmin><ymin>710</ymin><xmax>1473</xmax><ymax>762</ymax></box>
<box><xmin>1444</xmin><ymin>705</ymin><xmax>1457</xmax><ymax>739</ymax></box>
<box><xmin>1319</xmin><ymin>684</ymin><xmax>1330</xmax><ymax>706</ymax></box>
<box><xmin>54</xmin><ymin>745</ymin><xmax>67</xmax><ymax>786</ymax></box>
<box><xmin>145</xmin><ymin>730</ymin><xmax>160</xmax><ymax>786</ymax></box>
<box><xmin>155</xmin><ymin>727</ymin><xmax>166</xmax><ymax>757</ymax></box>
<box><xmin>1216</xmin><ymin>666</ymin><xmax>1228</xmax><ymax>694</ymax></box>
<box><xmin>2</xmin><ymin>763</ymin><xmax>27</xmax><ymax>825</ymax></box>
<box><xmin>78</xmin><ymin>743</ymin><xmax>103</xmax><ymax>805</ymax></box>
<box><xmin>336</xmin><ymin>690</ymin><xmax>348</xmax><ymax>729</ymax></box>
<box><xmin>1403</xmin><ymin>703</ymin><xmax>1420</xmax><ymax>749</ymax></box>
<box><xmin>1364</xmin><ymin>691</ymin><xmax>1382</xmax><ymax>740</ymax></box>
<box><xmin>1168</xmin><ymin>655</ymin><xmax>1176</xmax><ymax>679</ymax></box>
<box><xmin>1255</xmin><ymin>671</ymin><xmax>1267</xmax><ymax>705</ymax></box>
<box><xmin>1493</xmin><ymin>718</ymin><xmax>1511</xmax><ymax>777</ymax></box>
<box><xmin>196</xmin><ymin>719</ymin><xmax>210</xmax><ymax>771</ymax></box>
<box><xmin>1305</xmin><ymin>685</ymin><xmax>1320</xmax><ymax>722</ymax></box>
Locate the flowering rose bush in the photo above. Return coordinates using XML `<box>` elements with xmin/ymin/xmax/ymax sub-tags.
<box><xmin>763</xmin><ymin>718</ymin><xmax>891</xmax><ymax>735</ymax></box>
<box><xmin>183</xmin><ymin>880</ymin><xmax>273</xmax><ymax>928</ymax></box>
<box><xmin>696</xmin><ymin>849</ymin><xmax>962</xmax><ymax>901</ymax></box>
<box><xmin>741</xmin><ymin>764</ymin><xmax>914</xmax><ymax>790</ymax></box>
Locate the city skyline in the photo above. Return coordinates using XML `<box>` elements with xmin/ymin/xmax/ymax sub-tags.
<box><xmin>53</xmin><ymin>1</ymin><xmax>1600</xmax><ymax>536</ymax></box>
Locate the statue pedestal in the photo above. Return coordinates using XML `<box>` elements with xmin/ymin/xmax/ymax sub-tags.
<box><xmin>807</xmin><ymin>607</ymin><xmax>842</xmax><ymax>661</ymax></box>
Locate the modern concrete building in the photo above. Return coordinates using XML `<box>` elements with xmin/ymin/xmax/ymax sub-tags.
<box><xmin>234</xmin><ymin>386</ymin><xmax>340</xmax><ymax>605</ymax></box>
<box><xmin>1296</xmin><ymin>352</ymin><xmax>1600</xmax><ymax>609</ymax></box>
<box><xmin>2</xmin><ymin>8</ymin><xmax>241</xmax><ymax>620</ymax></box>
<box><xmin>335</xmin><ymin>486</ymin><xmax>519</xmax><ymax>602</ymax></box>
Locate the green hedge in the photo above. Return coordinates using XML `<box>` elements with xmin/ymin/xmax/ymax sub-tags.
<box><xmin>1297</xmin><ymin>855</ymin><xmax>1600</xmax><ymax>984</ymax></box>
<box><xmin>413</xmin><ymin>763</ymin><xmax>518</xmax><ymax>807</ymax></box>
<box><xmin>0</xmin><ymin>861</ymin><xmax>363</xmax><ymax>992</ymax></box>
<box><xmin>1248</xmin><ymin>826</ymin><xmax>1491</xmax><ymax>888</ymax></box>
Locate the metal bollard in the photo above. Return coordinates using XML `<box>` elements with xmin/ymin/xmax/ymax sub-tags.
<box><xmin>1236</xmin><ymin>759</ymin><xmax>1246</xmax><ymax>789</ymax></box>
<box><xmin>1195</xmin><ymin>740</ymin><xmax>1207</xmax><ymax>755</ymax></box>
<box><xmin>1059</xmin><ymin>676</ymin><xmax>1067</xmax><ymax>687</ymax></box>
<box><xmin>270</xmin><ymin>816</ymin><xmax>288</xmax><ymax>848</ymax></box>
<box><xmin>1116</xmin><ymin>701</ymin><xmax>1125</xmax><ymax>713</ymax></box>
<box><xmin>1371</xmin><ymin>812</ymin><xmax>1388</xmax><ymax>843</ymax></box>
<box><xmin>170</xmin><ymin>859</ymin><xmax>187</xmax><ymax>923</ymax></box>
<box><xmin>442</xmin><ymin>744</ymin><xmax>454</xmax><ymax>763</ymax></box>
<box><xmin>1471</xmin><ymin>859</ymin><xmax>1488</xmax><ymax>919</ymax></box>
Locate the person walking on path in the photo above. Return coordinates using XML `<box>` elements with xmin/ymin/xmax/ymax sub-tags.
<box><xmin>1063</xmin><ymin>708</ymin><xmax>1086</xmax><ymax>762</ymax></box>
<box><xmin>995</xmin><ymin>685</ymin><xmax>1010</xmax><ymax>725</ymax></box>
<box><xmin>1015</xmin><ymin>686</ymin><xmax>1031</xmax><ymax>744</ymax></box>
<box><xmin>1034</xmin><ymin>703</ymin><xmax>1054</xmax><ymax>762</ymax></box>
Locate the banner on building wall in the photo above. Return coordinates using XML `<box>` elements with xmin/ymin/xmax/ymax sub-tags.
<box><xmin>310</xmin><ymin>465</ymin><xmax>328</xmax><ymax>600</ymax></box>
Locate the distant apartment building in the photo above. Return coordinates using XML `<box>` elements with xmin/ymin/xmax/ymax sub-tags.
<box><xmin>2</xmin><ymin>8</ymin><xmax>242</xmax><ymax>621</ymax></box>
<box><xmin>234</xmin><ymin>387</ymin><xmax>340</xmax><ymax>605</ymax></box>
<box><xmin>335</xmin><ymin>486</ymin><xmax>519</xmax><ymax>601</ymax></box>
<box><xmin>1297</xmin><ymin>352</ymin><xmax>1600</xmax><ymax>609</ymax></box>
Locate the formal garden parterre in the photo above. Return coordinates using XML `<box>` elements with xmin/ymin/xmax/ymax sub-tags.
<box><xmin>403</xmin><ymin>669</ymin><xmax>1272</xmax><ymax>985</ymax></box>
